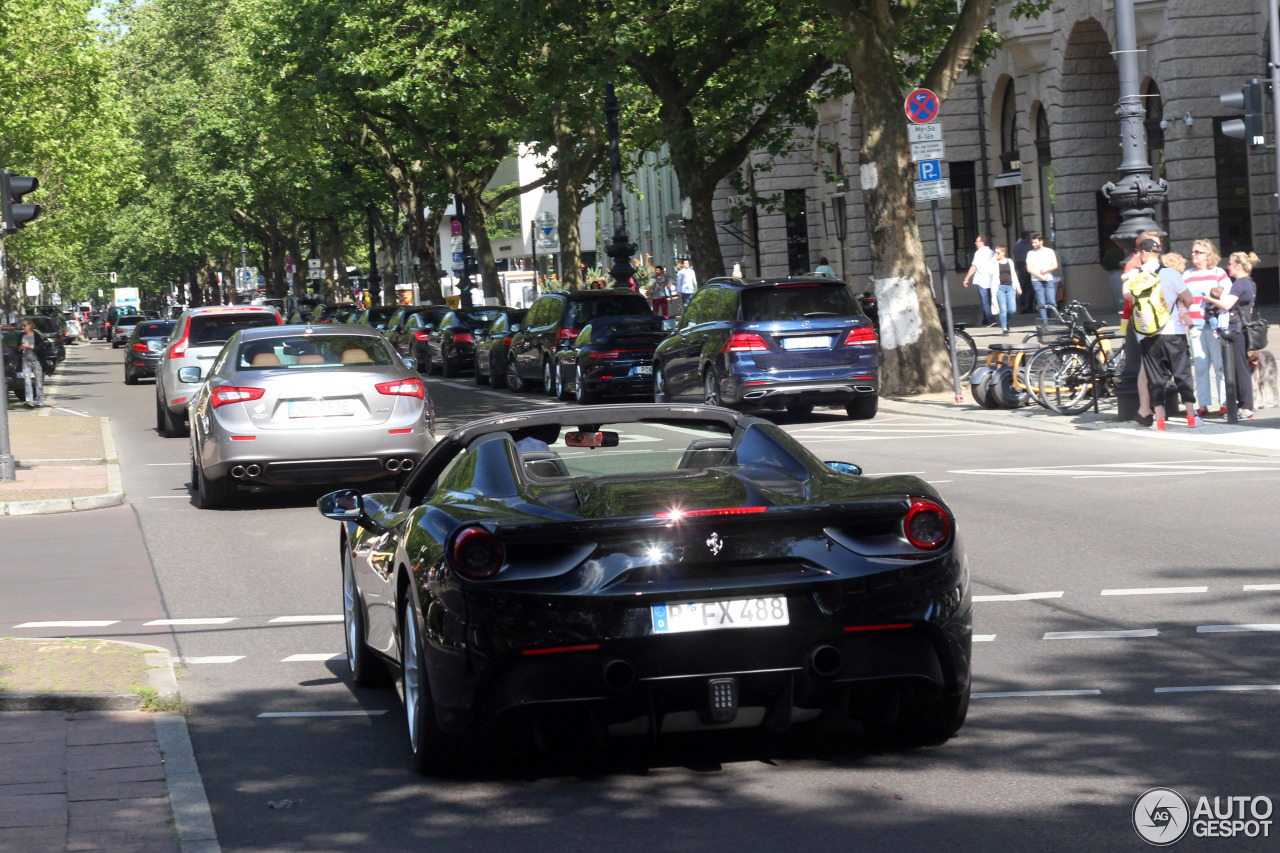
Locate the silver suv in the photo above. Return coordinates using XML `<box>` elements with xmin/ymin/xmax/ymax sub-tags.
<box><xmin>155</xmin><ymin>305</ymin><xmax>282</xmax><ymax>437</ymax></box>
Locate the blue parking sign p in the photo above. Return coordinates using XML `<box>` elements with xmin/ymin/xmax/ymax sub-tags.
<box><xmin>917</xmin><ymin>160</ymin><xmax>942</xmax><ymax>182</ymax></box>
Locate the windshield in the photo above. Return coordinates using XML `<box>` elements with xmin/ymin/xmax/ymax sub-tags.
<box><xmin>117</xmin><ymin>316</ymin><xmax>146</xmax><ymax>326</ymax></box>
<box><xmin>516</xmin><ymin>420</ymin><xmax>734</xmax><ymax>480</ymax></box>
<box><xmin>740</xmin><ymin>283</ymin><xmax>861</xmax><ymax>322</ymax></box>
<box><xmin>235</xmin><ymin>334</ymin><xmax>395</xmax><ymax>370</ymax></box>
<box><xmin>138</xmin><ymin>321</ymin><xmax>176</xmax><ymax>337</ymax></box>
<box><xmin>569</xmin><ymin>294</ymin><xmax>652</xmax><ymax>328</ymax></box>
<box><xmin>454</xmin><ymin>309</ymin><xmax>502</xmax><ymax>330</ymax></box>
<box><xmin>189</xmin><ymin>313</ymin><xmax>280</xmax><ymax>347</ymax></box>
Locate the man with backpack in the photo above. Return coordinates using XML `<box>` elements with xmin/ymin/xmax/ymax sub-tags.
<box><xmin>1125</xmin><ymin>237</ymin><xmax>1197</xmax><ymax>430</ymax></box>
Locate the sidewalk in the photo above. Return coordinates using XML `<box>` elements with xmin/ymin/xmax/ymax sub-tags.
<box><xmin>888</xmin><ymin>302</ymin><xmax>1280</xmax><ymax>457</ymax></box>
<box><xmin>2</xmin><ymin>380</ymin><xmax>125</xmax><ymax>516</ymax></box>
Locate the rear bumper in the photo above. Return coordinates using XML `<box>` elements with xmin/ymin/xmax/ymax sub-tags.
<box><xmin>722</xmin><ymin>373</ymin><xmax>879</xmax><ymax>407</ymax></box>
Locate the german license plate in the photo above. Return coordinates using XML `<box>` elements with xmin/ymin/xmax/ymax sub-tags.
<box><xmin>651</xmin><ymin>597</ymin><xmax>789</xmax><ymax>634</ymax></box>
<box><xmin>631</xmin><ymin>365</ymin><xmax>653</xmax><ymax>375</ymax></box>
<box><xmin>288</xmin><ymin>399</ymin><xmax>355</xmax><ymax>418</ymax></box>
<box><xmin>781</xmin><ymin>335</ymin><xmax>832</xmax><ymax>350</ymax></box>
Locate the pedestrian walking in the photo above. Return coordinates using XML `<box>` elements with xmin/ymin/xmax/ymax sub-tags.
<box><xmin>1181</xmin><ymin>239</ymin><xmax>1231</xmax><ymax>417</ymax></box>
<box><xmin>1126</xmin><ymin>238</ymin><xmax>1197</xmax><ymax>430</ymax></box>
<box><xmin>1025</xmin><ymin>233</ymin><xmax>1059</xmax><ymax>325</ymax></box>
<box><xmin>676</xmin><ymin>259</ymin><xmax>697</xmax><ymax>306</ymax></box>
<box><xmin>991</xmin><ymin>244</ymin><xmax>1020</xmax><ymax>335</ymax></box>
<box><xmin>961</xmin><ymin>234</ymin><xmax>996</xmax><ymax>326</ymax></box>
<box><xmin>1204</xmin><ymin>250</ymin><xmax>1261</xmax><ymax>419</ymax></box>
<box><xmin>649</xmin><ymin>265</ymin><xmax>670</xmax><ymax>316</ymax></box>
<box><xmin>1013</xmin><ymin>230</ymin><xmax>1034</xmax><ymax>313</ymax></box>
<box><xmin>17</xmin><ymin>318</ymin><xmax>49</xmax><ymax>408</ymax></box>
<box><xmin>813</xmin><ymin>257</ymin><xmax>836</xmax><ymax>278</ymax></box>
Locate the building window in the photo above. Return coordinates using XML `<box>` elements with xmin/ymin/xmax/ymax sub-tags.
<box><xmin>949</xmin><ymin>161</ymin><xmax>978</xmax><ymax>271</ymax></box>
<box><xmin>1035</xmin><ymin>108</ymin><xmax>1054</xmax><ymax>241</ymax></box>
<box><xmin>1214</xmin><ymin>119</ymin><xmax>1253</xmax><ymax>256</ymax></box>
<box><xmin>783</xmin><ymin>189</ymin><xmax>810</xmax><ymax>274</ymax></box>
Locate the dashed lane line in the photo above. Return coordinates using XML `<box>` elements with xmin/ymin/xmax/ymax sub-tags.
<box><xmin>973</xmin><ymin>689</ymin><xmax>1103</xmax><ymax>699</ymax></box>
<box><xmin>1101</xmin><ymin>586</ymin><xmax>1209</xmax><ymax>596</ymax></box>
<box><xmin>258</xmin><ymin>711</ymin><xmax>388</xmax><ymax>718</ymax></box>
<box><xmin>182</xmin><ymin>656</ymin><xmax>245</xmax><ymax>665</ymax></box>
<box><xmin>1155</xmin><ymin>684</ymin><xmax>1280</xmax><ymax>694</ymax></box>
<box><xmin>13</xmin><ymin>620</ymin><xmax>119</xmax><ymax>628</ymax></box>
<box><xmin>974</xmin><ymin>635</ymin><xmax>996</xmax><ymax>642</ymax></box>
<box><xmin>268</xmin><ymin>615</ymin><xmax>343</xmax><ymax>623</ymax></box>
<box><xmin>1044</xmin><ymin>629</ymin><xmax>1160</xmax><ymax>640</ymax></box>
<box><xmin>281</xmin><ymin>653</ymin><xmax>344</xmax><ymax>662</ymax></box>
<box><xmin>1196</xmin><ymin>624</ymin><xmax>1280</xmax><ymax>634</ymax></box>
<box><xmin>1244</xmin><ymin>584</ymin><xmax>1280</xmax><ymax>592</ymax></box>
<box><xmin>973</xmin><ymin>591</ymin><xmax>1063</xmax><ymax>602</ymax></box>
<box><xmin>145</xmin><ymin>618</ymin><xmax>236</xmax><ymax>626</ymax></box>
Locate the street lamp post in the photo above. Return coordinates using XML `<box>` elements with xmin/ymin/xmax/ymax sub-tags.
<box><xmin>1102</xmin><ymin>0</ymin><xmax>1168</xmax><ymax>421</ymax></box>
<box><xmin>455</xmin><ymin>193</ymin><xmax>476</xmax><ymax>307</ymax></box>
<box><xmin>603</xmin><ymin>83</ymin><xmax>636</xmax><ymax>289</ymax></box>
<box><xmin>831</xmin><ymin>177</ymin><xmax>849</xmax><ymax>279</ymax></box>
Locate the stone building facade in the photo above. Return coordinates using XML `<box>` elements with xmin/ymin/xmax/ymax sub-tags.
<box><xmin>700</xmin><ymin>0</ymin><xmax>1276</xmax><ymax>310</ymax></box>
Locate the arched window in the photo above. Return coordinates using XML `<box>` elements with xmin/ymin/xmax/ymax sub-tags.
<box><xmin>1035</xmin><ymin>107</ymin><xmax>1053</xmax><ymax>240</ymax></box>
<box><xmin>997</xmin><ymin>82</ymin><xmax>1024</xmax><ymax>248</ymax></box>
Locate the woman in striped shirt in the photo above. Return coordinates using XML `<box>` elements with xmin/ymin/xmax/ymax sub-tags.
<box><xmin>1182</xmin><ymin>239</ymin><xmax>1231</xmax><ymax>416</ymax></box>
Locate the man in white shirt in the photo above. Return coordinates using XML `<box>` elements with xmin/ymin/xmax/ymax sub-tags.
<box><xmin>1024</xmin><ymin>233</ymin><xmax>1059</xmax><ymax>325</ymax></box>
<box><xmin>676</xmin><ymin>259</ymin><xmax>697</xmax><ymax>306</ymax></box>
<box><xmin>961</xmin><ymin>235</ymin><xmax>996</xmax><ymax>326</ymax></box>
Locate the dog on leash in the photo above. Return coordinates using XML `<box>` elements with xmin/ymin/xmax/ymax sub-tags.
<box><xmin>1248</xmin><ymin>350</ymin><xmax>1279</xmax><ymax>409</ymax></box>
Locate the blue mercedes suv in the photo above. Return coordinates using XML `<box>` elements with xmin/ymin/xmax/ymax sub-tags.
<box><xmin>652</xmin><ymin>276</ymin><xmax>878</xmax><ymax>418</ymax></box>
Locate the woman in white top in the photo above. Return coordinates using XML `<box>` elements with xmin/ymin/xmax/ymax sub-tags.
<box><xmin>1181</xmin><ymin>239</ymin><xmax>1231</xmax><ymax>416</ymax></box>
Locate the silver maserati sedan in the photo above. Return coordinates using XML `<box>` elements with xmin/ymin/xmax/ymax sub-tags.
<box><xmin>186</xmin><ymin>324</ymin><xmax>435</xmax><ymax>509</ymax></box>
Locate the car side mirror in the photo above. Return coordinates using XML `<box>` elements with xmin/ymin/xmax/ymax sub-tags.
<box><xmin>661</xmin><ymin>318</ymin><xmax>679</xmax><ymax>333</ymax></box>
<box><xmin>177</xmin><ymin>366</ymin><xmax>203</xmax><ymax>383</ymax></box>
<box><xmin>317</xmin><ymin>489</ymin><xmax>383</xmax><ymax>532</ymax></box>
<box><xmin>402</xmin><ymin>357</ymin><xmax>417</xmax><ymax>371</ymax></box>
<box><xmin>825</xmin><ymin>461</ymin><xmax>862</xmax><ymax>476</ymax></box>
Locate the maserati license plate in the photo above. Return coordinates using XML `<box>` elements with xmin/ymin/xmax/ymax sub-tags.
<box><xmin>288</xmin><ymin>399</ymin><xmax>355</xmax><ymax>418</ymax></box>
<box><xmin>651</xmin><ymin>597</ymin><xmax>789</xmax><ymax>634</ymax></box>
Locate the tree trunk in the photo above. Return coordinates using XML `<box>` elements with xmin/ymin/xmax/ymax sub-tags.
<box><xmin>557</xmin><ymin>182</ymin><xmax>586</xmax><ymax>291</ymax></box>
<box><xmin>416</xmin><ymin>202</ymin><xmax>445</xmax><ymax>304</ymax></box>
<box><xmin>187</xmin><ymin>269</ymin><xmax>203</xmax><ymax>308</ymax></box>
<box><xmin>460</xmin><ymin>185</ymin><xmax>502</xmax><ymax>304</ymax></box>
<box><xmin>847</xmin><ymin>53</ymin><xmax>951</xmax><ymax>396</ymax></box>
<box><xmin>324</xmin><ymin>218</ymin><xmax>349</xmax><ymax>303</ymax></box>
<box><xmin>676</xmin><ymin>171</ymin><xmax>725</xmax><ymax>281</ymax></box>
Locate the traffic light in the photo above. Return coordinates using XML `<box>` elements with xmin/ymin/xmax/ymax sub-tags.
<box><xmin>1220</xmin><ymin>78</ymin><xmax>1265</xmax><ymax>149</ymax></box>
<box><xmin>1</xmin><ymin>169</ymin><xmax>41</xmax><ymax>235</ymax></box>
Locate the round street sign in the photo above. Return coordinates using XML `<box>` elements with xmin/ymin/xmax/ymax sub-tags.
<box><xmin>450</xmin><ymin>220</ymin><xmax>463</xmax><ymax>237</ymax></box>
<box><xmin>904</xmin><ymin>88</ymin><xmax>941</xmax><ymax>124</ymax></box>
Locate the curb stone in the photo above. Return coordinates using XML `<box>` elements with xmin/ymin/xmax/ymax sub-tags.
<box><xmin>0</xmin><ymin>638</ymin><xmax>179</xmax><ymax>711</ymax></box>
<box><xmin>0</xmin><ymin>416</ymin><xmax>128</xmax><ymax>515</ymax></box>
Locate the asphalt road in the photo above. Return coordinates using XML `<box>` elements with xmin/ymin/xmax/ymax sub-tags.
<box><xmin>7</xmin><ymin>339</ymin><xmax>1280</xmax><ymax>852</ymax></box>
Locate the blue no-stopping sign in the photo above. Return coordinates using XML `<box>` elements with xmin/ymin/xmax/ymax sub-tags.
<box><xmin>905</xmin><ymin>88</ymin><xmax>941</xmax><ymax>124</ymax></box>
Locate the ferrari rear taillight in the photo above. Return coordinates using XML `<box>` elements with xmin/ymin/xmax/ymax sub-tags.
<box><xmin>903</xmin><ymin>499</ymin><xmax>951</xmax><ymax>550</ymax></box>
<box><xmin>375</xmin><ymin>378</ymin><xmax>425</xmax><ymax>399</ymax></box>
<box><xmin>844</xmin><ymin>326</ymin><xmax>877</xmax><ymax>346</ymax></box>
<box><xmin>168</xmin><ymin>318</ymin><xmax>191</xmax><ymax>358</ymax></box>
<box><xmin>210</xmin><ymin>386</ymin><xmax>265</xmax><ymax>408</ymax></box>
<box><xmin>721</xmin><ymin>332</ymin><xmax>769</xmax><ymax>353</ymax></box>
<box><xmin>449</xmin><ymin>526</ymin><xmax>503</xmax><ymax>580</ymax></box>
<box><xmin>453</xmin><ymin>332</ymin><xmax>473</xmax><ymax>344</ymax></box>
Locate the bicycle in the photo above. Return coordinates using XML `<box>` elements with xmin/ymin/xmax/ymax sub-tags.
<box><xmin>944</xmin><ymin>323</ymin><xmax>977</xmax><ymax>380</ymax></box>
<box><xmin>1022</xmin><ymin>302</ymin><xmax>1125</xmax><ymax>411</ymax></box>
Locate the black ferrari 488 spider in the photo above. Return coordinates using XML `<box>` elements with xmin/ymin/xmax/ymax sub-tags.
<box><xmin>319</xmin><ymin>404</ymin><xmax>971</xmax><ymax>774</ymax></box>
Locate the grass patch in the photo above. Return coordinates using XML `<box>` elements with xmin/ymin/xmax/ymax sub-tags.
<box><xmin>132</xmin><ymin>686</ymin><xmax>188</xmax><ymax>713</ymax></box>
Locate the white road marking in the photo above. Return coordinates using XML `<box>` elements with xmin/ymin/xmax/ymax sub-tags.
<box><xmin>1155</xmin><ymin>684</ymin><xmax>1280</xmax><ymax>694</ymax></box>
<box><xmin>268</xmin><ymin>615</ymin><xmax>343</xmax><ymax>623</ymax></box>
<box><xmin>146</xmin><ymin>463</ymin><xmax>189</xmax><ymax>467</ymax></box>
<box><xmin>973</xmin><ymin>689</ymin><xmax>1102</xmax><ymax>699</ymax></box>
<box><xmin>802</xmin><ymin>431</ymin><xmax>1018</xmax><ymax>443</ymax></box>
<box><xmin>1044</xmin><ymin>629</ymin><xmax>1159</xmax><ymax>640</ymax></box>
<box><xmin>974</xmin><ymin>591</ymin><xmax>1064</xmax><ymax>602</ymax></box>
<box><xmin>145</xmin><ymin>618</ymin><xmax>237</xmax><ymax>626</ymax></box>
<box><xmin>863</xmin><ymin>471</ymin><xmax>926</xmax><ymax>477</ymax></box>
<box><xmin>1243</xmin><ymin>584</ymin><xmax>1280</xmax><ymax>592</ymax></box>
<box><xmin>148</xmin><ymin>495</ymin><xmax>189</xmax><ymax>499</ymax></box>
<box><xmin>926</xmin><ymin>480</ymin><xmax>953</xmax><ymax>484</ymax></box>
<box><xmin>973</xmin><ymin>634</ymin><xmax>996</xmax><ymax>642</ymax></box>
<box><xmin>13</xmin><ymin>620</ymin><xmax>119</xmax><ymax>628</ymax></box>
<box><xmin>281</xmin><ymin>653</ymin><xmax>344</xmax><ymax>662</ymax></box>
<box><xmin>258</xmin><ymin>711</ymin><xmax>389</xmax><ymax>718</ymax></box>
<box><xmin>1196</xmin><ymin>624</ymin><xmax>1280</xmax><ymax>634</ymax></box>
<box><xmin>182</xmin><ymin>656</ymin><xmax>245</xmax><ymax>664</ymax></box>
<box><xmin>952</xmin><ymin>460</ymin><xmax>1280</xmax><ymax>478</ymax></box>
<box><xmin>1101</xmin><ymin>586</ymin><xmax>1208</xmax><ymax>596</ymax></box>
<box><xmin>53</xmin><ymin>407</ymin><xmax>91</xmax><ymax>417</ymax></box>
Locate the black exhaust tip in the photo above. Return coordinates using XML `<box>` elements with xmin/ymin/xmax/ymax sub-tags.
<box><xmin>807</xmin><ymin>644</ymin><xmax>843</xmax><ymax>679</ymax></box>
<box><xmin>602</xmin><ymin>658</ymin><xmax>637</xmax><ymax>693</ymax></box>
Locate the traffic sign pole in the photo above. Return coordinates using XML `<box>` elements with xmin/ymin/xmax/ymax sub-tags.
<box><xmin>931</xmin><ymin>199</ymin><xmax>964</xmax><ymax>403</ymax></box>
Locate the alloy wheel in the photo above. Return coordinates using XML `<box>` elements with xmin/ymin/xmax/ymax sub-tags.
<box><xmin>703</xmin><ymin>371</ymin><xmax>720</xmax><ymax>407</ymax></box>
<box><xmin>403</xmin><ymin>601</ymin><xmax>421</xmax><ymax>752</ymax></box>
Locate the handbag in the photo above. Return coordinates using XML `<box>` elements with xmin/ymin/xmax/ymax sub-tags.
<box><xmin>1234</xmin><ymin>307</ymin><xmax>1269</xmax><ymax>351</ymax></box>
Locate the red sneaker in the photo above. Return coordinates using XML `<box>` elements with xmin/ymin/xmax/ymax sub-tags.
<box><xmin>1196</xmin><ymin>407</ymin><xmax>1209</xmax><ymax>417</ymax></box>
<box><xmin>1219</xmin><ymin>406</ymin><xmax>1228</xmax><ymax>416</ymax></box>
<box><xmin>1156</xmin><ymin>418</ymin><xmax>1167</xmax><ymax>431</ymax></box>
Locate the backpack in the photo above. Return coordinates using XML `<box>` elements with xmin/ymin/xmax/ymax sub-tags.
<box><xmin>1129</xmin><ymin>269</ymin><xmax>1170</xmax><ymax>337</ymax></box>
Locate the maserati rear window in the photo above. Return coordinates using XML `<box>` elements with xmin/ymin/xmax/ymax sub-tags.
<box><xmin>236</xmin><ymin>335</ymin><xmax>395</xmax><ymax>369</ymax></box>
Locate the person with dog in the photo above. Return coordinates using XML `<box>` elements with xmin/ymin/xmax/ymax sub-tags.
<box><xmin>1203</xmin><ymin>250</ymin><xmax>1260</xmax><ymax>419</ymax></box>
<box><xmin>1182</xmin><ymin>239</ymin><xmax>1231</xmax><ymax>417</ymax></box>
<box><xmin>1125</xmin><ymin>238</ymin><xmax>1197</xmax><ymax>430</ymax></box>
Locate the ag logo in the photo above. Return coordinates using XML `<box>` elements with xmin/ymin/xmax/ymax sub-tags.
<box><xmin>706</xmin><ymin>532</ymin><xmax>723</xmax><ymax>556</ymax></box>
<box><xmin>1133</xmin><ymin>788</ymin><xmax>1190</xmax><ymax>846</ymax></box>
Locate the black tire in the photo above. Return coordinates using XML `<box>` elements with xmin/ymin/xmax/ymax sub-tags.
<box><xmin>490</xmin><ymin>354</ymin><xmax>506</xmax><ymax>389</ymax></box>
<box><xmin>194</xmin><ymin>461</ymin><xmax>235</xmax><ymax>509</ymax></box>
<box><xmin>402</xmin><ymin>598</ymin><xmax>472</xmax><ymax>775</ymax></box>
<box><xmin>950</xmin><ymin>329</ymin><xmax>978</xmax><ymax>380</ymax></box>
<box><xmin>969</xmin><ymin>365</ymin><xmax>998</xmax><ymax>409</ymax></box>
<box><xmin>542</xmin><ymin>359</ymin><xmax>556</xmax><ymax>397</ymax></box>
<box><xmin>111</xmin><ymin>341</ymin><xmax>120</xmax><ymax>349</ymax></box>
<box><xmin>473</xmin><ymin>355</ymin><xmax>489</xmax><ymax>385</ymax></box>
<box><xmin>343</xmin><ymin>545</ymin><xmax>391</xmax><ymax>688</ymax></box>
<box><xmin>506</xmin><ymin>357</ymin><xmax>526</xmax><ymax>392</ymax></box>
<box><xmin>156</xmin><ymin>395</ymin><xmax>166</xmax><ymax>432</ymax></box>
<box><xmin>124</xmin><ymin>366</ymin><xmax>138</xmax><ymax>386</ymax></box>
<box><xmin>441</xmin><ymin>348</ymin><xmax>458</xmax><ymax>378</ymax></box>
<box><xmin>161</xmin><ymin>402</ymin><xmax>187</xmax><ymax>438</ymax></box>
<box><xmin>994</xmin><ymin>365</ymin><xmax>1028</xmax><ymax>408</ymax></box>
<box><xmin>785</xmin><ymin>402</ymin><xmax>814</xmax><ymax>417</ymax></box>
<box><xmin>845</xmin><ymin>394</ymin><xmax>878</xmax><ymax>420</ymax></box>
<box><xmin>556</xmin><ymin>363</ymin><xmax>574</xmax><ymax>401</ymax></box>
<box><xmin>1036</xmin><ymin>347</ymin><xmax>1094</xmax><ymax>415</ymax></box>
<box><xmin>703</xmin><ymin>369</ymin><xmax>721</xmax><ymax>407</ymax></box>
<box><xmin>654</xmin><ymin>366</ymin><xmax>670</xmax><ymax>403</ymax></box>
<box><xmin>574</xmin><ymin>366</ymin><xmax>598</xmax><ymax>405</ymax></box>
<box><xmin>425</xmin><ymin>348</ymin><xmax>442</xmax><ymax>376</ymax></box>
